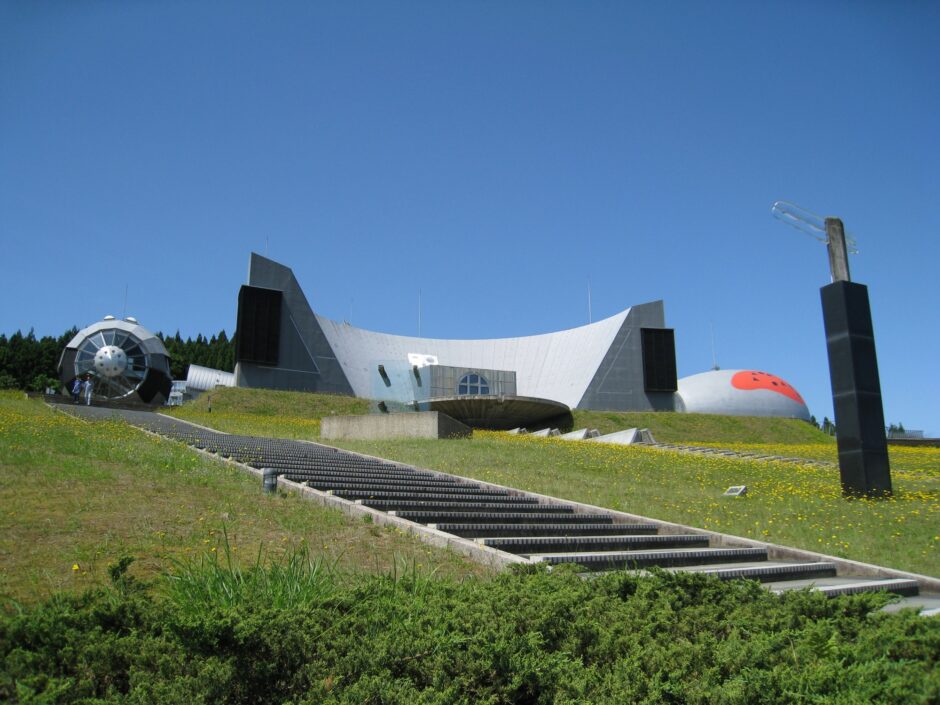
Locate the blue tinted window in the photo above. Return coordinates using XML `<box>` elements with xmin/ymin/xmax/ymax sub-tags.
<box><xmin>457</xmin><ymin>373</ymin><xmax>490</xmax><ymax>395</ymax></box>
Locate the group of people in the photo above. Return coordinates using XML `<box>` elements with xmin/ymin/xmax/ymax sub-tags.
<box><xmin>70</xmin><ymin>374</ymin><xmax>94</xmax><ymax>405</ymax></box>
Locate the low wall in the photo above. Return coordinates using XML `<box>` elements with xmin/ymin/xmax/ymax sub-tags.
<box><xmin>321</xmin><ymin>411</ymin><xmax>471</xmax><ymax>440</ymax></box>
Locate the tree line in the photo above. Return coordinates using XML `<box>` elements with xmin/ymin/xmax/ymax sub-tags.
<box><xmin>0</xmin><ymin>328</ymin><xmax>235</xmax><ymax>391</ymax></box>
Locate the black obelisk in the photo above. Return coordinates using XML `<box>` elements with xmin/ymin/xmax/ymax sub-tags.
<box><xmin>819</xmin><ymin>218</ymin><xmax>892</xmax><ymax>497</ymax></box>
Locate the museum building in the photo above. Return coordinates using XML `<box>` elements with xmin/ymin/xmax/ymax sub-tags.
<box><xmin>234</xmin><ymin>254</ymin><xmax>811</xmax><ymax>428</ymax></box>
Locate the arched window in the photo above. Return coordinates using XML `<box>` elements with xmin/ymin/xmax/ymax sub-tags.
<box><xmin>457</xmin><ymin>373</ymin><xmax>490</xmax><ymax>395</ymax></box>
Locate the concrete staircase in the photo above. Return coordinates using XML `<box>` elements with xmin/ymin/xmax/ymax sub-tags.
<box><xmin>55</xmin><ymin>405</ymin><xmax>940</xmax><ymax>616</ymax></box>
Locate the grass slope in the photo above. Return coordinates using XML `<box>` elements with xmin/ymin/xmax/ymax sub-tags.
<box><xmin>163</xmin><ymin>386</ymin><xmax>369</xmax><ymax>439</ymax></box>
<box><xmin>0</xmin><ymin>392</ymin><xmax>488</xmax><ymax>605</ymax></box>
<box><xmin>572</xmin><ymin>408</ymin><xmax>833</xmax><ymax>444</ymax></box>
<box><xmin>331</xmin><ymin>434</ymin><xmax>940</xmax><ymax>577</ymax></box>
<box><xmin>168</xmin><ymin>386</ymin><xmax>832</xmax><ymax>445</ymax></box>
<box><xmin>169</xmin><ymin>388</ymin><xmax>940</xmax><ymax>577</ymax></box>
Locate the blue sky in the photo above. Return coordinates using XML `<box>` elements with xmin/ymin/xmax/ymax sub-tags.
<box><xmin>2</xmin><ymin>1</ymin><xmax>938</xmax><ymax>434</ymax></box>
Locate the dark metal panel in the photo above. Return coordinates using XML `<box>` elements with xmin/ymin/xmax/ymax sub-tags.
<box><xmin>821</xmin><ymin>281</ymin><xmax>892</xmax><ymax>496</ymax></box>
<box><xmin>236</xmin><ymin>285</ymin><xmax>282</xmax><ymax>365</ymax></box>
<box><xmin>641</xmin><ymin>328</ymin><xmax>678</xmax><ymax>393</ymax></box>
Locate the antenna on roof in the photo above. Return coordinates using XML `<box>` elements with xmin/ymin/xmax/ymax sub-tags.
<box><xmin>418</xmin><ymin>289</ymin><xmax>422</xmax><ymax>337</ymax></box>
<box><xmin>710</xmin><ymin>322</ymin><xmax>719</xmax><ymax>370</ymax></box>
<box><xmin>122</xmin><ymin>284</ymin><xmax>128</xmax><ymax>319</ymax></box>
<box><xmin>587</xmin><ymin>278</ymin><xmax>592</xmax><ymax>324</ymax></box>
<box><xmin>265</xmin><ymin>236</ymin><xmax>269</xmax><ymax>257</ymax></box>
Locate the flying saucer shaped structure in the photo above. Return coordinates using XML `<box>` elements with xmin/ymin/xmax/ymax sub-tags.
<box><xmin>58</xmin><ymin>317</ymin><xmax>173</xmax><ymax>404</ymax></box>
<box><xmin>676</xmin><ymin>369</ymin><xmax>811</xmax><ymax>421</ymax></box>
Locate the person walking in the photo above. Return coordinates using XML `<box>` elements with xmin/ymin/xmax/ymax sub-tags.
<box><xmin>82</xmin><ymin>374</ymin><xmax>94</xmax><ymax>406</ymax></box>
<box><xmin>70</xmin><ymin>377</ymin><xmax>82</xmax><ymax>404</ymax></box>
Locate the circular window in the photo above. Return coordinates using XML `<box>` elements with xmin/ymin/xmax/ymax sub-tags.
<box><xmin>457</xmin><ymin>373</ymin><xmax>490</xmax><ymax>395</ymax></box>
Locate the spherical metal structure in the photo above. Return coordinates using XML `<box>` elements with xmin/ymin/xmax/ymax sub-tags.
<box><xmin>676</xmin><ymin>369</ymin><xmax>811</xmax><ymax>421</ymax></box>
<box><xmin>58</xmin><ymin>317</ymin><xmax>173</xmax><ymax>404</ymax></box>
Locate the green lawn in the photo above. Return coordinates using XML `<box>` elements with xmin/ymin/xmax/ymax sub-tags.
<box><xmin>168</xmin><ymin>388</ymin><xmax>940</xmax><ymax>578</ymax></box>
<box><xmin>0</xmin><ymin>392</ymin><xmax>489</xmax><ymax>605</ymax></box>
<box><xmin>571</xmin><ymin>408</ymin><xmax>834</xmax><ymax>444</ymax></box>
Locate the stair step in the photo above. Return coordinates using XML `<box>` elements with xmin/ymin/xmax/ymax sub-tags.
<box><xmin>480</xmin><ymin>534</ymin><xmax>708</xmax><ymax>554</ymax></box>
<box><xmin>430</xmin><ymin>523</ymin><xmax>658</xmax><ymax>538</ymax></box>
<box><xmin>673</xmin><ymin>561</ymin><xmax>838</xmax><ymax>583</ymax></box>
<box><xmin>259</xmin><ymin>463</ymin><xmax>420</xmax><ymax>476</ymax></box>
<box><xmin>879</xmin><ymin>594</ymin><xmax>940</xmax><ymax>617</ymax></box>
<box><xmin>363</xmin><ymin>500</ymin><xmax>571</xmax><ymax>512</ymax></box>
<box><xmin>392</xmin><ymin>511</ymin><xmax>608</xmax><ymax>524</ymax></box>
<box><xmin>283</xmin><ymin>473</ymin><xmax>467</xmax><ymax>487</ymax></box>
<box><xmin>530</xmin><ymin>547</ymin><xmax>768</xmax><ymax>570</ymax></box>
<box><xmin>335</xmin><ymin>490</ymin><xmax>525</xmax><ymax>503</ymax></box>
<box><xmin>306</xmin><ymin>482</ymin><xmax>509</xmax><ymax>496</ymax></box>
<box><xmin>768</xmin><ymin>577</ymin><xmax>920</xmax><ymax>598</ymax></box>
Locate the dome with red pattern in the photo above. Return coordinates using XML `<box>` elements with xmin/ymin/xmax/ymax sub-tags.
<box><xmin>676</xmin><ymin>369</ymin><xmax>811</xmax><ymax>421</ymax></box>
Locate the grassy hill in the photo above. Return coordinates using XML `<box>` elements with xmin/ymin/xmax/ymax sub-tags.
<box><xmin>169</xmin><ymin>388</ymin><xmax>939</xmax><ymax>577</ymax></box>
<box><xmin>571</xmin><ymin>408</ymin><xmax>832</xmax><ymax>444</ymax></box>
<box><xmin>0</xmin><ymin>392</ymin><xmax>487</xmax><ymax>605</ymax></box>
<box><xmin>162</xmin><ymin>386</ymin><xmax>369</xmax><ymax>439</ymax></box>
<box><xmin>3</xmin><ymin>389</ymin><xmax>937</xmax><ymax>703</ymax></box>
<box><xmin>168</xmin><ymin>386</ymin><xmax>832</xmax><ymax>445</ymax></box>
<box><xmin>7</xmin><ymin>385</ymin><xmax>935</xmax><ymax>603</ymax></box>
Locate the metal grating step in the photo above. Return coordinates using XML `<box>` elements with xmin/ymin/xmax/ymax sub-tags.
<box><xmin>391</xmin><ymin>511</ymin><xmax>608</xmax><ymax>524</ymax></box>
<box><xmin>362</xmin><ymin>500</ymin><xmax>572</xmax><ymax>513</ymax></box>
<box><xmin>304</xmin><ymin>482</ymin><xmax>510</xmax><ymax>497</ymax></box>
<box><xmin>334</xmin><ymin>490</ymin><xmax>527</xmax><ymax>504</ymax></box>
<box><xmin>671</xmin><ymin>561</ymin><xmax>838</xmax><ymax>583</ymax></box>
<box><xmin>430</xmin><ymin>523</ymin><xmax>658</xmax><ymax>538</ymax></box>
<box><xmin>480</xmin><ymin>534</ymin><xmax>709</xmax><ymax>554</ymax></box>
<box><xmin>768</xmin><ymin>577</ymin><xmax>920</xmax><ymax>598</ymax></box>
<box><xmin>282</xmin><ymin>473</ymin><xmax>469</xmax><ymax>487</ymax></box>
<box><xmin>530</xmin><ymin>547</ymin><xmax>768</xmax><ymax>571</ymax></box>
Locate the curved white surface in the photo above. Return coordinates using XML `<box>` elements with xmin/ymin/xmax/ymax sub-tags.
<box><xmin>677</xmin><ymin>369</ymin><xmax>811</xmax><ymax>421</ymax></box>
<box><xmin>316</xmin><ymin>309</ymin><xmax>630</xmax><ymax>409</ymax></box>
<box><xmin>186</xmin><ymin>364</ymin><xmax>236</xmax><ymax>391</ymax></box>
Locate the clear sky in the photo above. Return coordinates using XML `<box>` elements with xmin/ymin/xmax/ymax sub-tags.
<box><xmin>2</xmin><ymin>1</ymin><xmax>938</xmax><ymax>435</ymax></box>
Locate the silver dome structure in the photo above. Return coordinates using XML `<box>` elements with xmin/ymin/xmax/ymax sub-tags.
<box><xmin>58</xmin><ymin>317</ymin><xmax>173</xmax><ymax>404</ymax></box>
<box><xmin>676</xmin><ymin>369</ymin><xmax>811</xmax><ymax>421</ymax></box>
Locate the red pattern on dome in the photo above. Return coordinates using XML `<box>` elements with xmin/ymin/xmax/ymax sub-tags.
<box><xmin>731</xmin><ymin>370</ymin><xmax>805</xmax><ymax>405</ymax></box>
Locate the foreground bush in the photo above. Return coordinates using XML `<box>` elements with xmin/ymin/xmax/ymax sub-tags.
<box><xmin>1</xmin><ymin>561</ymin><xmax>938</xmax><ymax>704</ymax></box>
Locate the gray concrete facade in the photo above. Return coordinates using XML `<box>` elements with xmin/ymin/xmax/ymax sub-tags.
<box><xmin>578</xmin><ymin>301</ymin><xmax>676</xmax><ymax>411</ymax></box>
<box><xmin>235</xmin><ymin>255</ymin><xmax>355</xmax><ymax>396</ymax></box>
<box><xmin>321</xmin><ymin>411</ymin><xmax>471</xmax><ymax>440</ymax></box>
<box><xmin>235</xmin><ymin>253</ymin><xmax>677</xmax><ymax>413</ymax></box>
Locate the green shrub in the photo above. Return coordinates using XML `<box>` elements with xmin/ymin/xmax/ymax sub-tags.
<box><xmin>2</xmin><ymin>557</ymin><xmax>938</xmax><ymax>704</ymax></box>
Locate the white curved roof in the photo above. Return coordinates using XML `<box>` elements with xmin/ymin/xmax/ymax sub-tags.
<box><xmin>316</xmin><ymin>308</ymin><xmax>631</xmax><ymax>409</ymax></box>
<box><xmin>65</xmin><ymin>317</ymin><xmax>168</xmax><ymax>356</ymax></box>
<box><xmin>677</xmin><ymin>369</ymin><xmax>811</xmax><ymax>421</ymax></box>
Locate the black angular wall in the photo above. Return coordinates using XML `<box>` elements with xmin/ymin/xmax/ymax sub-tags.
<box><xmin>234</xmin><ymin>254</ymin><xmax>355</xmax><ymax>396</ymax></box>
<box><xmin>821</xmin><ymin>280</ymin><xmax>892</xmax><ymax>496</ymax></box>
<box><xmin>577</xmin><ymin>301</ymin><xmax>677</xmax><ymax>411</ymax></box>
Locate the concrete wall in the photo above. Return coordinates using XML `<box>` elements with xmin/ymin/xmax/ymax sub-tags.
<box><xmin>235</xmin><ymin>254</ymin><xmax>355</xmax><ymax>396</ymax></box>
<box><xmin>321</xmin><ymin>411</ymin><xmax>471</xmax><ymax>440</ymax></box>
<box><xmin>577</xmin><ymin>300</ymin><xmax>676</xmax><ymax>412</ymax></box>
